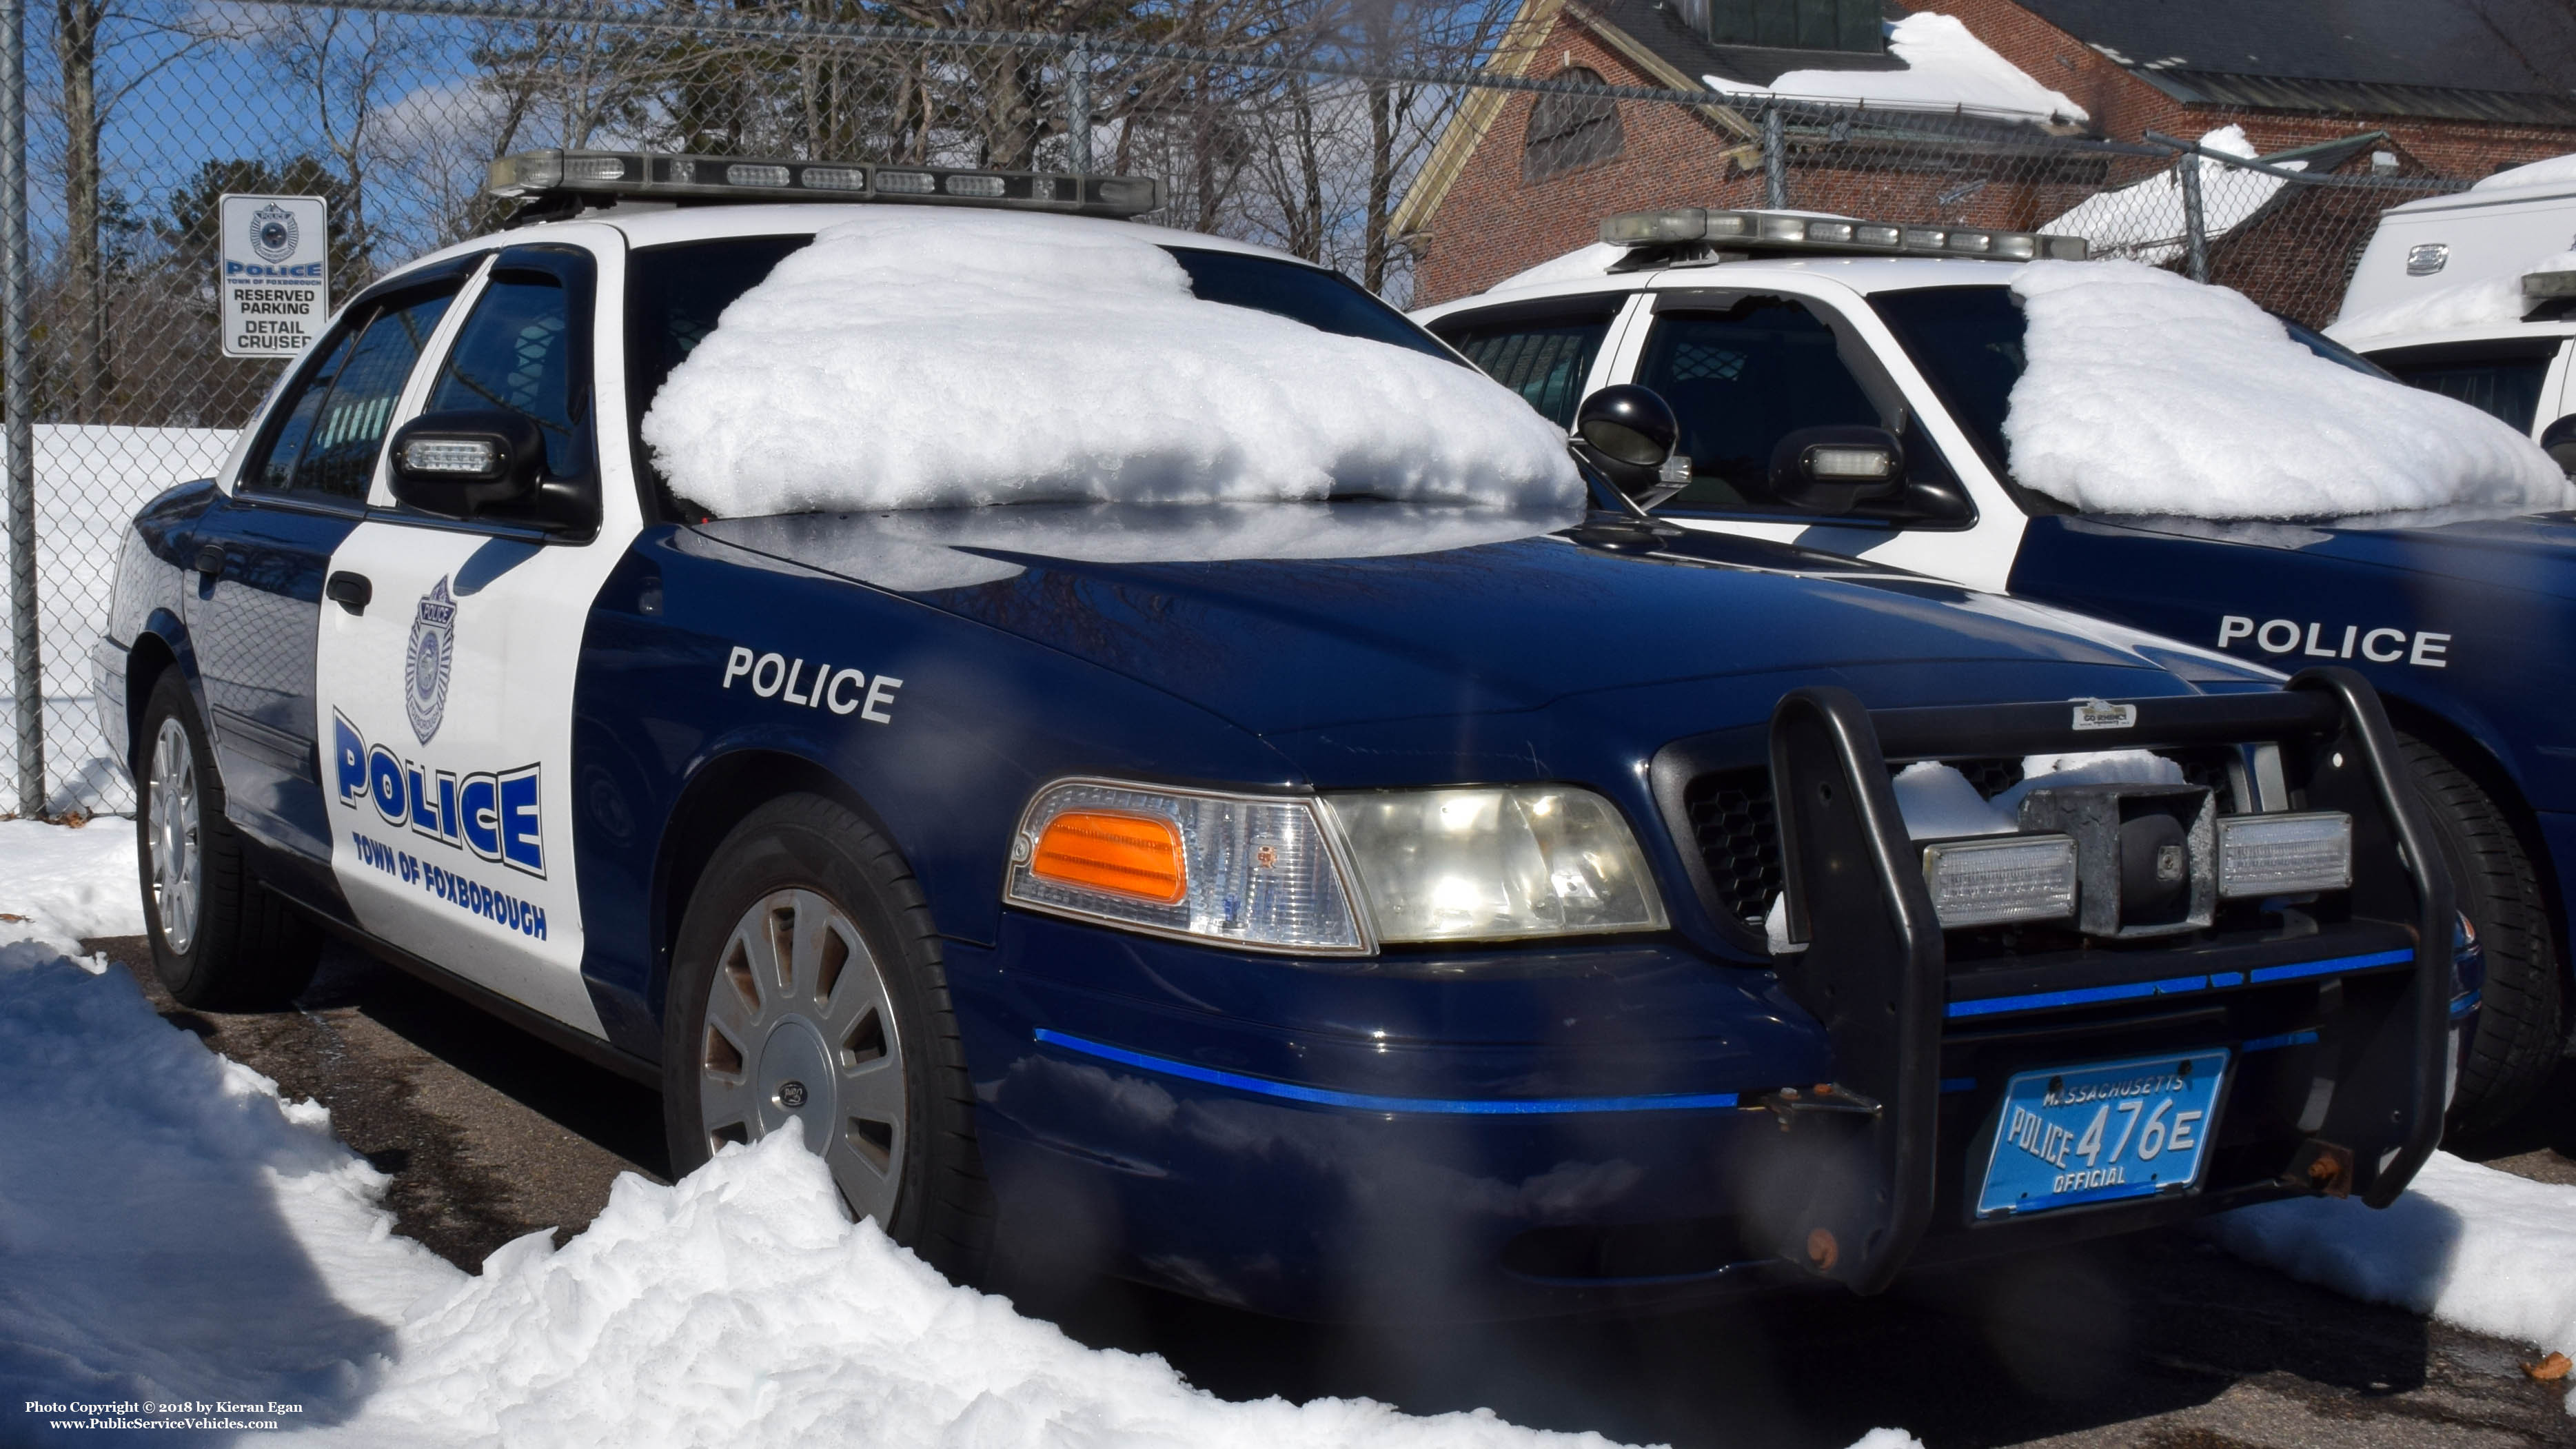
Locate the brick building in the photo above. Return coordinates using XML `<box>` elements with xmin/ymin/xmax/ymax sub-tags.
<box><xmin>1401</xmin><ymin>0</ymin><xmax>2576</xmax><ymax>316</ymax></box>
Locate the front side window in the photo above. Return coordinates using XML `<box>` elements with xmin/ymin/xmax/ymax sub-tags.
<box><xmin>247</xmin><ymin>286</ymin><xmax>456</xmax><ymax>498</ymax></box>
<box><xmin>1640</xmin><ymin>298</ymin><xmax>1883</xmax><ymax>510</ymax></box>
<box><xmin>429</xmin><ymin>268</ymin><xmax>588</xmax><ymax>478</ymax></box>
<box><xmin>1432</xmin><ymin>305</ymin><xmax>1617</xmax><ymax>428</ymax></box>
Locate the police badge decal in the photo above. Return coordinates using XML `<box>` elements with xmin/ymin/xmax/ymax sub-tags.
<box><xmin>250</xmin><ymin>201</ymin><xmax>298</xmax><ymax>263</ymax></box>
<box><xmin>407</xmin><ymin>577</ymin><xmax>456</xmax><ymax>744</ymax></box>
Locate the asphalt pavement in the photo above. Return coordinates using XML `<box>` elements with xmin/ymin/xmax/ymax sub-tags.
<box><xmin>89</xmin><ymin>933</ymin><xmax>2576</xmax><ymax>1449</ymax></box>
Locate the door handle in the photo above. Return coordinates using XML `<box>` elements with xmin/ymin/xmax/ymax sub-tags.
<box><xmin>192</xmin><ymin>543</ymin><xmax>225</xmax><ymax>578</ymax></box>
<box><xmin>325</xmin><ymin>570</ymin><xmax>373</xmax><ymax>615</ymax></box>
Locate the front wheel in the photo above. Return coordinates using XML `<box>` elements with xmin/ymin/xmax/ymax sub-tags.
<box><xmin>2402</xmin><ymin>733</ymin><xmax>2562</xmax><ymax>1135</ymax></box>
<box><xmin>134</xmin><ymin>671</ymin><xmax>321</xmax><ymax>1009</ymax></box>
<box><xmin>662</xmin><ymin>793</ymin><xmax>991</xmax><ymax>1279</ymax></box>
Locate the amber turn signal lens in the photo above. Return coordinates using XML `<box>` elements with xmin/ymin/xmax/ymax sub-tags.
<box><xmin>1029</xmin><ymin>811</ymin><xmax>1186</xmax><ymax>904</ymax></box>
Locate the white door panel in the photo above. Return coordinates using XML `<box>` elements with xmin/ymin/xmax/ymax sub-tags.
<box><xmin>316</xmin><ymin>529</ymin><xmax>620</xmax><ymax>1034</ymax></box>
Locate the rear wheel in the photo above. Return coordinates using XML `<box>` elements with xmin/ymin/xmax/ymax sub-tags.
<box><xmin>662</xmin><ymin>793</ymin><xmax>991</xmax><ymax>1279</ymax></box>
<box><xmin>2403</xmin><ymin>733</ymin><xmax>2562</xmax><ymax>1134</ymax></box>
<box><xmin>134</xmin><ymin>671</ymin><xmax>321</xmax><ymax>1008</ymax></box>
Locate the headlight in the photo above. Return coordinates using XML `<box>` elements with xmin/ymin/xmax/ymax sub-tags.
<box><xmin>1004</xmin><ymin>779</ymin><xmax>1668</xmax><ymax>953</ymax></box>
<box><xmin>1322</xmin><ymin>786</ymin><xmax>1665</xmax><ymax>944</ymax></box>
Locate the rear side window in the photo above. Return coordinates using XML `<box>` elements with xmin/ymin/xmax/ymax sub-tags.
<box><xmin>1430</xmin><ymin>303</ymin><xmax>1619</xmax><ymax>428</ymax></box>
<box><xmin>2370</xmin><ymin>339</ymin><xmax>2562</xmax><ymax>433</ymax></box>
<box><xmin>247</xmin><ymin>286</ymin><xmax>457</xmax><ymax>498</ymax></box>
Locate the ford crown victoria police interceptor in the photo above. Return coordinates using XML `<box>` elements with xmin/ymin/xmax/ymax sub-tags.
<box><xmin>1418</xmin><ymin>208</ymin><xmax>2565</xmax><ymax>1133</ymax></box>
<box><xmin>100</xmin><ymin>156</ymin><xmax>2459</xmax><ymax>1317</ymax></box>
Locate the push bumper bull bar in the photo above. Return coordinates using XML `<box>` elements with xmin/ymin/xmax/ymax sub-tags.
<box><xmin>1742</xmin><ymin>667</ymin><xmax>2451</xmax><ymax>1294</ymax></box>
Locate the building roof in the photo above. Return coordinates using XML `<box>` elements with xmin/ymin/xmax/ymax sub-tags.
<box><xmin>2018</xmin><ymin>0</ymin><xmax>2576</xmax><ymax>125</ymax></box>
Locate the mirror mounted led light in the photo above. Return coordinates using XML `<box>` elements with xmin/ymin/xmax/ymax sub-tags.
<box><xmin>1599</xmin><ymin>207</ymin><xmax>2085</xmax><ymax>263</ymax></box>
<box><xmin>485</xmin><ymin>148</ymin><xmax>1165</xmax><ymax>219</ymax></box>
<box><xmin>2215</xmin><ymin>811</ymin><xmax>2352</xmax><ymax>898</ymax></box>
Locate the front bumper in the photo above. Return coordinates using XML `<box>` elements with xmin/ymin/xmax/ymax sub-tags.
<box><xmin>951</xmin><ymin>668</ymin><xmax>2451</xmax><ymax>1319</ymax></box>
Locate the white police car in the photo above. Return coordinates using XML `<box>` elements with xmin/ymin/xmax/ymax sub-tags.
<box><xmin>97</xmin><ymin>160</ymin><xmax>2461</xmax><ymax>1316</ymax></box>
<box><xmin>1417</xmin><ymin>209</ymin><xmax>2569</xmax><ymax>1133</ymax></box>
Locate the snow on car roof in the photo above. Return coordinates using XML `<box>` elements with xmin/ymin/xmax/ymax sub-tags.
<box><xmin>638</xmin><ymin>207</ymin><xmax>1579</xmax><ymax>517</ymax></box>
<box><xmin>2008</xmin><ymin>260</ymin><xmax>2572</xmax><ymax>518</ymax></box>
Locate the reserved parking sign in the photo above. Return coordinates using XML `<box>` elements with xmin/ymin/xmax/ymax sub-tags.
<box><xmin>218</xmin><ymin>194</ymin><xmax>328</xmax><ymax>358</ymax></box>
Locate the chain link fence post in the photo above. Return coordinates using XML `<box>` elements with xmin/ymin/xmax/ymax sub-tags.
<box><xmin>1067</xmin><ymin>36</ymin><xmax>1091</xmax><ymax>175</ymax></box>
<box><xmin>2</xmin><ymin>0</ymin><xmax>36</xmax><ymax>818</ymax></box>
<box><xmin>2178</xmin><ymin>148</ymin><xmax>2211</xmax><ymax>285</ymax></box>
<box><xmin>1761</xmin><ymin>107</ymin><xmax>1785</xmax><ymax>208</ymax></box>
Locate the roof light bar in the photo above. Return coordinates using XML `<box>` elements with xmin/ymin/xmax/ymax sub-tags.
<box><xmin>1599</xmin><ymin>207</ymin><xmax>2087</xmax><ymax>263</ymax></box>
<box><xmin>485</xmin><ymin>148</ymin><xmax>1165</xmax><ymax>219</ymax></box>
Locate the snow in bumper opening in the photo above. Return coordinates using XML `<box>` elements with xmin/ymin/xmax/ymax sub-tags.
<box><xmin>639</xmin><ymin>211</ymin><xmax>1582</xmax><ymax>516</ymax></box>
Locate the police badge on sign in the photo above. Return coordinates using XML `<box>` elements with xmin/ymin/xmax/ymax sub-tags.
<box><xmin>407</xmin><ymin>576</ymin><xmax>456</xmax><ymax>744</ymax></box>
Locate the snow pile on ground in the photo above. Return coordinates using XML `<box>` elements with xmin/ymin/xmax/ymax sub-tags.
<box><xmin>1703</xmin><ymin>12</ymin><xmax>2086</xmax><ymax>124</ymax></box>
<box><xmin>0</xmin><ymin>424</ymin><xmax>236</xmax><ymax>815</ymax></box>
<box><xmin>2044</xmin><ymin>127</ymin><xmax>2300</xmax><ymax>267</ymax></box>
<box><xmin>1891</xmin><ymin>749</ymin><xmax>2185</xmax><ymax>840</ymax></box>
<box><xmin>2006</xmin><ymin>260</ymin><xmax>2574</xmax><ymax>518</ymax></box>
<box><xmin>10</xmin><ymin>821</ymin><xmax>1921</xmax><ymax>1448</ymax></box>
<box><xmin>312</xmin><ymin>1127</ymin><xmax>1710</xmax><ymax>1449</ymax></box>
<box><xmin>0</xmin><ymin>816</ymin><xmax>143</xmax><ymax>942</ymax></box>
<box><xmin>0</xmin><ymin>941</ymin><xmax>461</xmax><ymax>1440</ymax></box>
<box><xmin>641</xmin><ymin>212</ymin><xmax>1579</xmax><ymax>518</ymax></box>
<box><xmin>2211</xmin><ymin>1151</ymin><xmax>2576</xmax><ymax>1412</ymax></box>
<box><xmin>2331</xmin><ymin>248</ymin><xmax>2576</xmax><ymax>345</ymax></box>
<box><xmin>2470</xmin><ymin>153</ymin><xmax>2576</xmax><ymax>195</ymax></box>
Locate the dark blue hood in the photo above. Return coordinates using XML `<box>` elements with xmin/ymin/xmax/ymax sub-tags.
<box><xmin>2093</xmin><ymin>509</ymin><xmax>2576</xmax><ymax>602</ymax></box>
<box><xmin>696</xmin><ymin>503</ymin><xmax>2260</xmax><ymax>735</ymax></box>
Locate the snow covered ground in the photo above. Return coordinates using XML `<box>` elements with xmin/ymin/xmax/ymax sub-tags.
<box><xmin>0</xmin><ymin>425</ymin><xmax>239</xmax><ymax>817</ymax></box>
<box><xmin>0</xmin><ymin>822</ymin><xmax>1915</xmax><ymax>1448</ymax></box>
<box><xmin>2044</xmin><ymin>126</ymin><xmax>2300</xmax><ymax>268</ymax></box>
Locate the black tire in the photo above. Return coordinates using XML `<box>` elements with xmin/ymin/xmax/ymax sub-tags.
<box><xmin>2402</xmin><ymin>733</ymin><xmax>2563</xmax><ymax>1134</ymax></box>
<box><xmin>134</xmin><ymin>670</ymin><xmax>321</xmax><ymax>1009</ymax></box>
<box><xmin>662</xmin><ymin>792</ymin><xmax>992</xmax><ymax>1281</ymax></box>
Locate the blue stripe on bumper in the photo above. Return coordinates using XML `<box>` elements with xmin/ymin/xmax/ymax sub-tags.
<box><xmin>1031</xmin><ymin>1029</ymin><xmax>1741</xmax><ymax>1115</ymax></box>
<box><xmin>1947</xmin><ymin>947</ymin><xmax>2417</xmax><ymax>1020</ymax></box>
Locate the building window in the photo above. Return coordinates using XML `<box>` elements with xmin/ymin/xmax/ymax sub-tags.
<box><xmin>1523</xmin><ymin>69</ymin><xmax>1623</xmax><ymax>181</ymax></box>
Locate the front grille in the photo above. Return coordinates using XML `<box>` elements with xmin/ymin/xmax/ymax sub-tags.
<box><xmin>1681</xmin><ymin>768</ymin><xmax>1781</xmax><ymax>926</ymax></box>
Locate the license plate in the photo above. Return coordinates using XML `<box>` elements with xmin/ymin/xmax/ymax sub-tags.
<box><xmin>1974</xmin><ymin>1048</ymin><xmax>2230</xmax><ymax>1218</ymax></box>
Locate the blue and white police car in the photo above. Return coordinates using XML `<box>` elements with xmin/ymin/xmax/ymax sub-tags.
<box><xmin>1417</xmin><ymin>209</ymin><xmax>2570</xmax><ymax>1135</ymax></box>
<box><xmin>101</xmin><ymin>156</ymin><xmax>2459</xmax><ymax>1317</ymax></box>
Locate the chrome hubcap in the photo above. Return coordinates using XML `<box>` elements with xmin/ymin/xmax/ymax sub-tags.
<box><xmin>697</xmin><ymin>888</ymin><xmax>908</xmax><ymax>1224</ymax></box>
<box><xmin>147</xmin><ymin>716</ymin><xmax>201</xmax><ymax>954</ymax></box>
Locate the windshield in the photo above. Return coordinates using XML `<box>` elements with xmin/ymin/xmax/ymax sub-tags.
<box><xmin>1869</xmin><ymin>283</ymin><xmax>2402</xmax><ymax>484</ymax></box>
<box><xmin>627</xmin><ymin>232</ymin><xmax>1462</xmax><ymax>518</ymax></box>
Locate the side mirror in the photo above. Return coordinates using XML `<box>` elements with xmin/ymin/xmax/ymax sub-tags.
<box><xmin>1572</xmin><ymin>385</ymin><xmax>1692</xmax><ymax>506</ymax></box>
<box><xmin>389</xmin><ymin>410</ymin><xmax>548</xmax><ymax>520</ymax></box>
<box><xmin>2542</xmin><ymin>414</ymin><xmax>2576</xmax><ymax>476</ymax></box>
<box><xmin>1769</xmin><ymin>425</ymin><xmax>1906</xmax><ymax>514</ymax></box>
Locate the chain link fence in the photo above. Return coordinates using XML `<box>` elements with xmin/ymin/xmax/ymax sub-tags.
<box><xmin>0</xmin><ymin>0</ymin><xmax>2478</xmax><ymax>815</ymax></box>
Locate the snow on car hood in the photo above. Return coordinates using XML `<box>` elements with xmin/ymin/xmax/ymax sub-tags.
<box><xmin>2006</xmin><ymin>260</ymin><xmax>2574</xmax><ymax>518</ymax></box>
<box><xmin>697</xmin><ymin>502</ymin><xmax>2229</xmax><ymax>736</ymax></box>
<box><xmin>639</xmin><ymin>210</ymin><xmax>1579</xmax><ymax>516</ymax></box>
